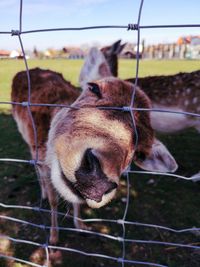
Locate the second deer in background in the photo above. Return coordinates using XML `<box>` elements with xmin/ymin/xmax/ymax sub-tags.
<box><xmin>95</xmin><ymin>40</ymin><xmax>200</xmax><ymax>134</ymax></box>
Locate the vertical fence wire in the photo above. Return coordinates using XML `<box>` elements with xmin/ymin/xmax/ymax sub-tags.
<box><xmin>0</xmin><ymin>0</ymin><xmax>200</xmax><ymax>266</ymax></box>
<box><xmin>18</xmin><ymin>17</ymin><xmax>50</xmax><ymax>263</ymax></box>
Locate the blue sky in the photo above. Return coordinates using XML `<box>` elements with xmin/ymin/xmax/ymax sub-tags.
<box><xmin>0</xmin><ymin>0</ymin><xmax>199</xmax><ymax>50</ymax></box>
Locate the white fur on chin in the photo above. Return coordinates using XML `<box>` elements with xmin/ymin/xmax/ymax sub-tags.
<box><xmin>86</xmin><ymin>189</ymin><xmax>117</xmax><ymax>209</ymax></box>
<box><xmin>51</xmin><ymin>152</ymin><xmax>84</xmax><ymax>204</ymax></box>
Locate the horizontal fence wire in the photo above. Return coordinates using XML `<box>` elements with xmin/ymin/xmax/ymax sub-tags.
<box><xmin>0</xmin><ymin>236</ymin><xmax>169</xmax><ymax>267</ymax></box>
<box><xmin>0</xmin><ymin>159</ymin><xmax>199</xmax><ymax>180</ymax></box>
<box><xmin>1</xmin><ymin>23</ymin><xmax>200</xmax><ymax>36</ymax></box>
<box><xmin>0</xmin><ymin>0</ymin><xmax>200</xmax><ymax>266</ymax></box>
<box><xmin>1</xmin><ymin>202</ymin><xmax>200</xmax><ymax>234</ymax></box>
<box><xmin>0</xmin><ymin>101</ymin><xmax>200</xmax><ymax>118</ymax></box>
<box><xmin>1</xmin><ymin>213</ymin><xmax>200</xmax><ymax>250</ymax></box>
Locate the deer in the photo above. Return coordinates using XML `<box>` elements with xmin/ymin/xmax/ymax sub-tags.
<box><xmin>80</xmin><ymin>43</ymin><xmax>200</xmax><ymax>180</ymax></box>
<box><xmin>126</xmin><ymin>72</ymin><xmax>200</xmax><ymax>134</ymax></box>
<box><xmin>11</xmin><ymin>46</ymin><xmax>178</xmax><ymax>249</ymax></box>
<box><xmin>126</xmin><ymin>71</ymin><xmax>200</xmax><ymax>182</ymax></box>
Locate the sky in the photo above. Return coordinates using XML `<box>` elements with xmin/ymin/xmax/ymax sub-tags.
<box><xmin>0</xmin><ymin>0</ymin><xmax>199</xmax><ymax>51</ymax></box>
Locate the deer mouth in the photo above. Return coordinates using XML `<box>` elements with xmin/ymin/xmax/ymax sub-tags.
<box><xmin>73</xmin><ymin>180</ymin><xmax>118</xmax><ymax>203</ymax></box>
<box><xmin>61</xmin><ymin>170</ymin><xmax>117</xmax><ymax>204</ymax></box>
<box><xmin>73</xmin><ymin>183</ymin><xmax>103</xmax><ymax>203</ymax></box>
<box><xmin>61</xmin><ymin>171</ymin><xmax>104</xmax><ymax>202</ymax></box>
<box><xmin>61</xmin><ymin>171</ymin><xmax>83</xmax><ymax>200</ymax></box>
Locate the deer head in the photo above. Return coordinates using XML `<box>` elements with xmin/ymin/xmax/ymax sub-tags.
<box><xmin>100</xmin><ymin>39</ymin><xmax>126</xmax><ymax>77</ymax></box>
<box><xmin>46</xmin><ymin>77</ymin><xmax>177</xmax><ymax>209</ymax></box>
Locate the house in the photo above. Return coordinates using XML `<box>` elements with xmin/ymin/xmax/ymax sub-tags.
<box><xmin>0</xmin><ymin>50</ymin><xmax>10</xmax><ymax>58</ymax></box>
<box><xmin>177</xmin><ymin>35</ymin><xmax>200</xmax><ymax>59</ymax></box>
<box><xmin>62</xmin><ymin>47</ymin><xmax>85</xmax><ymax>59</ymax></box>
<box><xmin>189</xmin><ymin>37</ymin><xmax>200</xmax><ymax>59</ymax></box>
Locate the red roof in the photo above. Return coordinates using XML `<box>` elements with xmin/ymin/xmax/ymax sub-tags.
<box><xmin>0</xmin><ymin>50</ymin><xmax>10</xmax><ymax>56</ymax></box>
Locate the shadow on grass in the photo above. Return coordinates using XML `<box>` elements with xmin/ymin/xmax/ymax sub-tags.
<box><xmin>0</xmin><ymin>112</ymin><xmax>200</xmax><ymax>267</ymax></box>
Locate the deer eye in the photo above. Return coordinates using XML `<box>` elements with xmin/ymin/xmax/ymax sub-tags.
<box><xmin>88</xmin><ymin>82</ymin><xmax>102</xmax><ymax>98</ymax></box>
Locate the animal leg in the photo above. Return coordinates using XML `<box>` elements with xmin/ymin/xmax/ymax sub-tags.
<box><xmin>39</xmin><ymin>175</ymin><xmax>47</xmax><ymax>199</ymax></box>
<box><xmin>46</xmin><ymin>181</ymin><xmax>59</xmax><ymax>245</ymax></box>
<box><xmin>73</xmin><ymin>203</ymin><xmax>91</xmax><ymax>230</ymax></box>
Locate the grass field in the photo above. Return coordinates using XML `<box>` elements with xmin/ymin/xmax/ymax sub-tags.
<box><xmin>0</xmin><ymin>58</ymin><xmax>200</xmax><ymax>108</ymax></box>
<box><xmin>0</xmin><ymin>59</ymin><xmax>200</xmax><ymax>267</ymax></box>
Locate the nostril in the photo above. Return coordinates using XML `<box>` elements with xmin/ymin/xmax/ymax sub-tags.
<box><xmin>105</xmin><ymin>182</ymin><xmax>118</xmax><ymax>195</ymax></box>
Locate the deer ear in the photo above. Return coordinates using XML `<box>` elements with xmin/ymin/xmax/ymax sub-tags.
<box><xmin>79</xmin><ymin>47</ymin><xmax>111</xmax><ymax>90</ymax></box>
<box><xmin>109</xmin><ymin>40</ymin><xmax>126</xmax><ymax>55</ymax></box>
<box><xmin>134</xmin><ymin>139</ymin><xmax>178</xmax><ymax>173</ymax></box>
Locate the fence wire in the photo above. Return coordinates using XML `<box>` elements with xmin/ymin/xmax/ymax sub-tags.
<box><xmin>0</xmin><ymin>0</ymin><xmax>200</xmax><ymax>266</ymax></box>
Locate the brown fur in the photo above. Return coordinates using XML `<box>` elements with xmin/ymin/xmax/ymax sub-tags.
<box><xmin>12</xmin><ymin>67</ymin><xmax>80</xmax><ymax>158</ymax></box>
<box><xmin>127</xmin><ymin>71</ymin><xmax>200</xmax><ymax>114</ymax></box>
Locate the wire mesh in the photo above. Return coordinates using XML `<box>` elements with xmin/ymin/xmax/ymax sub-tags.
<box><xmin>0</xmin><ymin>0</ymin><xmax>200</xmax><ymax>266</ymax></box>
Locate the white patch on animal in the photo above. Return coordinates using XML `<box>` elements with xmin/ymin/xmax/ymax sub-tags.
<box><xmin>13</xmin><ymin>113</ymin><xmax>30</xmax><ymax>146</ymax></box>
<box><xmin>86</xmin><ymin>189</ymin><xmax>116</xmax><ymax>209</ymax></box>
<box><xmin>150</xmin><ymin>106</ymin><xmax>196</xmax><ymax>133</ymax></box>
<box><xmin>50</xmin><ymin>151</ymin><xmax>83</xmax><ymax>204</ymax></box>
<box><xmin>79</xmin><ymin>47</ymin><xmax>112</xmax><ymax>90</ymax></box>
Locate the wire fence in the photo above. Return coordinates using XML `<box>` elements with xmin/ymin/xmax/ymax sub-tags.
<box><xmin>0</xmin><ymin>0</ymin><xmax>200</xmax><ymax>266</ymax></box>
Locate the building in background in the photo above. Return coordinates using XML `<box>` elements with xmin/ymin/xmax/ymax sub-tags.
<box><xmin>0</xmin><ymin>50</ymin><xmax>10</xmax><ymax>59</ymax></box>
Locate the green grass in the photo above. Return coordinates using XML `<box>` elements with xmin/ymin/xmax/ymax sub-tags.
<box><xmin>0</xmin><ymin>59</ymin><xmax>83</xmax><ymax>107</ymax></box>
<box><xmin>0</xmin><ymin>58</ymin><xmax>199</xmax><ymax>109</ymax></box>
<box><xmin>119</xmin><ymin>59</ymin><xmax>200</xmax><ymax>78</ymax></box>
<box><xmin>0</xmin><ymin>59</ymin><xmax>200</xmax><ymax>267</ymax></box>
